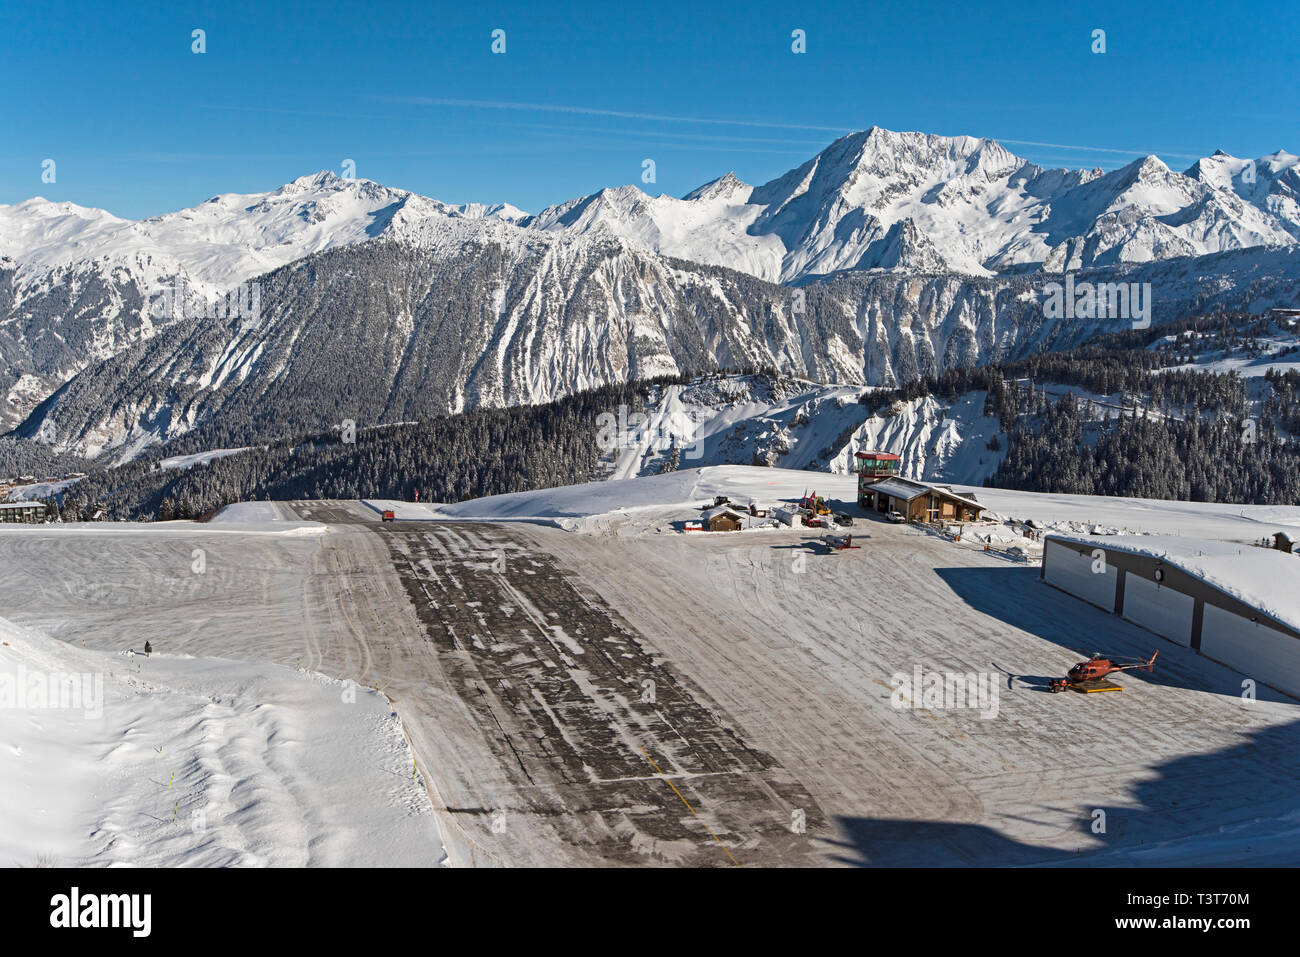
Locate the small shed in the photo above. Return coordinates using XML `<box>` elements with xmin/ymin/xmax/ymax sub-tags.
<box><xmin>1274</xmin><ymin>531</ymin><xmax>1295</xmax><ymax>554</ymax></box>
<box><xmin>701</xmin><ymin>505</ymin><xmax>747</xmax><ymax>531</ymax></box>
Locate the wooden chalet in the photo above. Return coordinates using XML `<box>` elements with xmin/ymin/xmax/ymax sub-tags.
<box><xmin>860</xmin><ymin>476</ymin><xmax>985</xmax><ymax>523</ymax></box>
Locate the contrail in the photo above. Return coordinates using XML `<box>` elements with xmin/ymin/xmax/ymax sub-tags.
<box><xmin>385</xmin><ymin>96</ymin><xmax>1209</xmax><ymax>161</ymax></box>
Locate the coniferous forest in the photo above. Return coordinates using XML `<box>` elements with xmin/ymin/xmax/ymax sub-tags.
<box><xmin>862</xmin><ymin>315</ymin><xmax>1300</xmax><ymax>502</ymax></box>
<box><xmin>53</xmin><ymin>380</ymin><xmax>683</xmax><ymax>521</ymax></box>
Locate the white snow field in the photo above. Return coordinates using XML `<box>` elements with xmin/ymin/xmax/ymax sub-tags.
<box><xmin>0</xmin><ymin>615</ymin><xmax>443</xmax><ymax>868</ymax></box>
<box><xmin>3</xmin><ymin>468</ymin><xmax>1300</xmax><ymax>866</ymax></box>
<box><xmin>0</xmin><ymin>519</ymin><xmax>444</xmax><ymax>868</ymax></box>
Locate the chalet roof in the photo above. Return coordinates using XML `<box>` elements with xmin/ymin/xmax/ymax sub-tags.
<box><xmin>701</xmin><ymin>505</ymin><xmax>747</xmax><ymax>521</ymax></box>
<box><xmin>868</xmin><ymin>477</ymin><xmax>985</xmax><ymax>511</ymax></box>
<box><xmin>867</xmin><ymin>477</ymin><xmax>929</xmax><ymax>501</ymax></box>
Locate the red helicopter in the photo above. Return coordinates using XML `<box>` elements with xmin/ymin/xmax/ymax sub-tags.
<box><xmin>1049</xmin><ymin>650</ymin><xmax>1159</xmax><ymax>693</ymax></box>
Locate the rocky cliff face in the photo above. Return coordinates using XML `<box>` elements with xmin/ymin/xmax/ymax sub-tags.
<box><xmin>19</xmin><ymin>230</ymin><xmax>1300</xmax><ymax>461</ymax></box>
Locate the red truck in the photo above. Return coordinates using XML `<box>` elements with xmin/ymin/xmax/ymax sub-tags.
<box><xmin>381</xmin><ymin>510</ymin><xmax>395</xmax><ymax>522</ymax></box>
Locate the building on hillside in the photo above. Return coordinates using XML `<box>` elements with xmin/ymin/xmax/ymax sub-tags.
<box><xmin>862</xmin><ymin>476</ymin><xmax>985</xmax><ymax>523</ymax></box>
<box><xmin>700</xmin><ymin>505</ymin><xmax>747</xmax><ymax>531</ymax></box>
<box><xmin>1273</xmin><ymin>531</ymin><xmax>1294</xmax><ymax>554</ymax></box>
<box><xmin>0</xmin><ymin>501</ymin><xmax>45</xmax><ymax>524</ymax></box>
<box><xmin>853</xmin><ymin>451</ymin><xmax>901</xmax><ymax>507</ymax></box>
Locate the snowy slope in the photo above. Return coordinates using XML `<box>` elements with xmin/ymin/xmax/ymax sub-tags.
<box><xmin>954</xmin><ymin>485</ymin><xmax>1300</xmax><ymax>539</ymax></box>
<box><xmin>0</xmin><ymin>615</ymin><xmax>444</xmax><ymax>867</ymax></box>
<box><xmin>602</xmin><ymin>376</ymin><xmax>870</xmax><ymax>478</ymax></box>
<box><xmin>599</xmin><ymin>376</ymin><xmax>1005</xmax><ymax>487</ymax></box>
<box><xmin>828</xmin><ymin>391</ymin><xmax>1006</xmax><ymax>484</ymax></box>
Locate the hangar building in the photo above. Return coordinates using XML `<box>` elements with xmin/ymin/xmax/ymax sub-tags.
<box><xmin>1042</xmin><ymin>534</ymin><xmax>1300</xmax><ymax>699</ymax></box>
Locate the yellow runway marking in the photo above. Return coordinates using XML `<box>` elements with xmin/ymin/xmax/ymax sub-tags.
<box><xmin>640</xmin><ymin>747</ymin><xmax>739</xmax><ymax>865</ymax></box>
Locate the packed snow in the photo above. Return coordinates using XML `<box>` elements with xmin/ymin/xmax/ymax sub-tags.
<box><xmin>0</xmin><ymin>614</ymin><xmax>444</xmax><ymax>867</ymax></box>
<box><xmin>366</xmin><ymin>463</ymin><xmax>1300</xmax><ymax>548</ymax></box>
<box><xmin>4</xmin><ymin>483</ymin><xmax>1300</xmax><ymax>866</ymax></box>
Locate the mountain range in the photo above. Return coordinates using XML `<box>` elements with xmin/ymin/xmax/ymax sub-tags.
<box><xmin>3</xmin><ymin>127</ymin><xmax>1299</xmax><ymax>460</ymax></box>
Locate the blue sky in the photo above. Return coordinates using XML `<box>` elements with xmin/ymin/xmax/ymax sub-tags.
<box><xmin>2</xmin><ymin>0</ymin><xmax>1296</xmax><ymax>219</ymax></box>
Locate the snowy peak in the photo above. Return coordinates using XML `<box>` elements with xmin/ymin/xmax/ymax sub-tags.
<box><xmin>1186</xmin><ymin>149</ymin><xmax>1300</xmax><ymax>241</ymax></box>
<box><xmin>0</xmin><ymin>198</ymin><xmax>134</xmax><ymax>266</ymax></box>
<box><xmin>0</xmin><ymin>173</ymin><xmax>530</xmax><ymax>295</ymax></box>
<box><xmin>683</xmin><ymin>171</ymin><xmax>751</xmax><ymax>202</ymax></box>
<box><xmin>527</xmin><ymin>128</ymin><xmax>1300</xmax><ymax>281</ymax></box>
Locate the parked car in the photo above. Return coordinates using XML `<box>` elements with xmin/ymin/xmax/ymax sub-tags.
<box><xmin>834</xmin><ymin>512</ymin><xmax>854</xmax><ymax>527</ymax></box>
<box><xmin>887</xmin><ymin>510</ymin><xmax>906</xmax><ymax>523</ymax></box>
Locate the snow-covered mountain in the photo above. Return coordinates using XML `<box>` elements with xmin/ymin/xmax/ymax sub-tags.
<box><xmin>0</xmin><ymin>171</ymin><xmax>526</xmax><ymax>295</ymax></box>
<box><xmin>21</xmin><ymin>236</ymin><xmax>1300</xmax><ymax>462</ymax></box>
<box><xmin>0</xmin><ymin>173</ymin><xmax>527</xmax><ymax>428</ymax></box>
<box><xmin>597</xmin><ymin>375</ymin><xmax>1006</xmax><ymax>487</ymax></box>
<box><xmin>525</xmin><ymin>128</ymin><xmax>1300</xmax><ymax>280</ymax></box>
<box><xmin>1186</xmin><ymin>149</ymin><xmax>1300</xmax><ymax>242</ymax></box>
<box><xmin>5</xmin><ymin>128</ymin><xmax>1296</xmax><ymax>300</ymax></box>
<box><xmin>5</xmin><ymin>126</ymin><xmax>1300</xmax><ymax>453</ymax></box>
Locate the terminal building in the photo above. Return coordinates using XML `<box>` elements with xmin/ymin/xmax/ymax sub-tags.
<box><xmin>852</xmin><ymin>451</ymin><xmax>986</xmax><ymax>523</ymax></box>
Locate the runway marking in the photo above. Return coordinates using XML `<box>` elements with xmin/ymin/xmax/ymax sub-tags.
<box><xmin>640</xmin><ymin>747</ymin><xmax>739</xmax><ymax>866</ymax></box>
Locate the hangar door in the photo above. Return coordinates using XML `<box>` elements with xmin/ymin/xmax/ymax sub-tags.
<box><xmin>1044</xmin><ymin>540</ymin><xmax>1118</xmax><ymax>612</ymax></box>
<box><xmin>1122</xmin><ymin>573</ymin><xmax>1195</xmax><ymax>647</ymax></box>
<box><xmin>1200</xmin><ymin>605</ymin><xmax>1300</xmax><ymax>699</ymax></box>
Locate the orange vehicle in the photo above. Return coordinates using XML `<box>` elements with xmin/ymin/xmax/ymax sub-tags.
<box><xmin>381</xmin><ymin>510</ymin><xmax>395</xmax><ymax>522</ymax></box>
